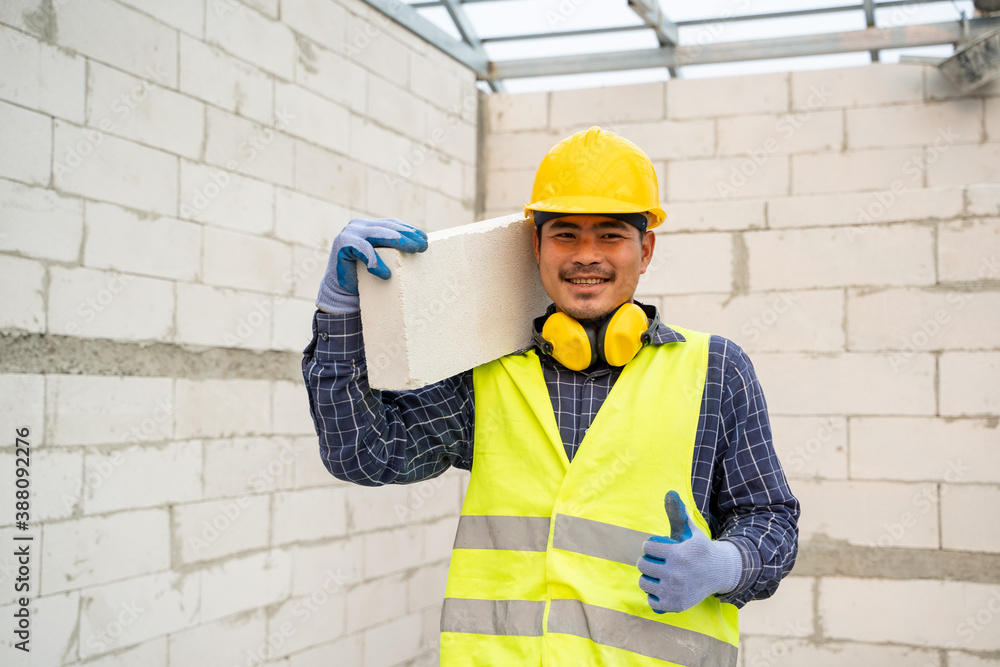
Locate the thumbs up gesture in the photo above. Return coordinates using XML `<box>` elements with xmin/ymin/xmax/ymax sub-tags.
<box><xmin>637</xmin><ymin>491</ymin><xmax>743</xmax><ymax>614</ymax></box>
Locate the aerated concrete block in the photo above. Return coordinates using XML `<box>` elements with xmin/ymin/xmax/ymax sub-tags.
<box><xmin>358</xmin><ymin>214</ymin><xmax>550</xmax><ymax>390</ymax></box>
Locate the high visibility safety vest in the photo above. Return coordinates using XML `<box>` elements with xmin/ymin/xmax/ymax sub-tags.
<box><xmin>440</xmin><ymin>326</ymin><xmax>740</xmax><ymax>667</ymax></box>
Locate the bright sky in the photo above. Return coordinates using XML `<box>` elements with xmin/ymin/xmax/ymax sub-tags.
<box><xmin>406</xmin><ymin>0</ymin><xmax>975</xmax><ymax>92</ymax></box>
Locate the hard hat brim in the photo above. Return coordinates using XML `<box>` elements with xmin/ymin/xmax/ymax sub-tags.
<box><xmin>525</xmin><ymin>195</ymin><xmax>666</xmax><ymax>229</ymax></box>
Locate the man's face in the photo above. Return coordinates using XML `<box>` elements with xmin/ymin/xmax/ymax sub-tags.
<box><xmin>533</xmin><ymin>215</ymin><xmax>655</xmax><ymax>321</ymax></box>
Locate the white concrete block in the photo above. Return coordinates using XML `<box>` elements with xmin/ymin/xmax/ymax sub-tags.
<box><xmin>200</xmin><ymin>549</ymin><xmax>292</xmax><ymax>622</ymax></box>
<box><xmin>668</xmin><ymin>73</ymin><xmax>787</xmax><ymax>119</ymax></box>
<box><xmin>291</xmin><ymin>537</ymin><xmax>362</xmax><ymax>596</ymax></box>
<box><xmin>291</xmin><ymin>242</ymin><xmax>332</xmax><ymax>300</ymax></box>
<box><xmin>268</xmin><ymin>589</ymin><xmax>347</xmax><ymax>656</ymax></box>
<box><xmin>287</xmin><ymin>635</ymin><xmax>363</xmax><ymax>667</ymax></box>
<box><xmin>549</xmin><ymin>83</ymin><xmax>664</xmax><ymax>129</ymax></box>
<box><xmin>56</xmin><ymin>0</ymin><xmax>178</xmax><ymax>87</ymax></box>
<box><xmin>85</xmin><ymin>442</ymin><xmax>202</xmax><ymax>514</ymax></box>
<box><xmin>47</xmin><ymin>375</ymin><xmax>173</xmax><ymax>446</ymax></box>
<box><xmin>345</xmin><ymin>14</ymin><xmax>409</xmax><ymax>87</ymax></box>
<box><xmin>267</xmin><ymin>294</ymin><xmax>314</xmax><ymax>351</ymax></box>
<box><xmin>348</xmin><ymin>114</ymin><xmax>413</xmax><ymax>174</ymax></box>
<box><xmin>295</xmin><ymin>39</ymin><xmax>367</xmax><ymax>114</ymax></box>
<box><xmin>940</xmin><ymin>352</ymin><xmax>1000</xmax><ymax>417</ymax></box>
<box><xmin>941</xmin><ymin>484</ymin><xmax>1000</xmax><ymax>553</ymax></box>
<box><xmin>203</xmin><ymin>227</ymin><xmax>292</xmax><ymax>294</ymax></box>
<box><xmin>740</xmin><ymin>638</ymin><xmax>940</xmax><ymax>667</ymax></box>
<box><xmin>42</xmin><ymin>509</ymin><xmax>170</xmax><ymax>594</ymax></box>
<box><xmin>0</xmin><ymin>24</ymin><xmax>85</xmax><ymax>122</ymax></box>
<box><xmin>77</xmin><ymin>637</ymin><xmax>167</xmax><ymax>667</ymax></box>
<box><xmin>179</xmin><ymin>159</ymin><xmax>274</xmax><ymax>234</ymax></box>
<box><xmin>175</xmin><ymin>378</ymin><xmax>271</xmax><ymax>439</ymax></box>
<box><xmin>276</xmin><ymin>188</ymin><xmax>350</xmax><ymax>250</ymax></box>
<box><xmin>117</xmin><ymin>0</ymin><xmax>204</xmax><ymax>36</ymax></box>
<box><xmin>272</xmin><ymin>487</ymin><xmax>348</xmax><ymax>544</ymax></box>
<box><xmin>768</xmin><ymin>186</ymin><xmax>965</xmax><ymax>228</ymax></box>
<box><xmin>365</xmin><ymin>166</ymin><xmax>427</xmax><ymax>226</ymax></box>
<box><xmin>0</xmin><ymin>592</ymin><xmax>79</xmax><ymax>666</ymax></box>
<box><xmin>364</xmin><ymin>525</ymin><xmax>423</xmax><ymax>578</ymax></box>
<box><xmin>0</xmin><ymin>374</ymin><xmax>44</xmax><ymax>441</ymax></box>
<box><xmin>939</xmin><ymin>218</ymin><xmax>1000</xmax><ymax>283</ymax></box>
<box><xmin>174</xmin><ymin>494</ymin><xmax>270</xmax><ymax>564</ymax></box>
<box><xmin>793</xmin><ymin>480</ymin><xmax>939</xmax><ymax>548</ymax></box>
<box><xmin>657</xmin><ymin>290</ymin><xmax>844</xmax><ymax>353</ymax></box>
<box><xmin>752</xmin><ymin>352</ymin><xmax>936</xmax><ymax>416</ymax></box>
<box><xmin>48</xmin><ymin>266</ymin><xmax>175</xmax><ymax>341</ymax></box>
<box><xmin>83</xmin><ymin>201</ymin><xmax>201</xmax><ymax>281</ymax></box>
<box><xmin>363</xmin><ymin>613</ymin><xmax>423</xmax><ymax>667</ymax></box>
<box><xmin>0</xmin><ymin>100</ymin><xmax>51</xmax><ymax>185</ymax></box>
<box><xmin>0</xmin><ymin>448</ymin><xmax>81</xmax><ymax>523</ymax></box>
<box><xmin>852</xmin><ymin>417</ymin><xmax>999</xmax><ymax>483</ymax></box>
<box><xmin>53</xmin><ymin>121</ymin><xmax>178</xmax><ymax>217</ymax></box>
<box><xmin>367</xmin><ymin>75</ymin><xmax>427</xmax><ymax>142</ymax></box>
<box><xmin>283</xmin><ymin>0</ymin><xmax>347</xmax><ymax>50</ymax></box>
<box><xmin>203</xmin><ymin>437</ymin><xmax>295</xmax><ymax>498</ymax></box>
<box><xmin>408</xmin><ymin>561</ymin><xmax>449</xmax><ymax>615</ymax></box>
<box><xmin>486</xmin><ymin>129</ymin><xmax>563</xmax><ymax>172</ymax></box>
<box><xmin>295</xmin><ymin>140</ymin><xmax>365</xmax><ymax>208</ymax></box>
<box><xmin>293</xmin><ymin>436</ymin><xmax>339</xmax><ymax>489</ymax></box>
<box><xmin>950</xmin><ymin>653</ymin><xmax>1000</xmax><ymax>667</ymax></box>
<box><xmin>273</xmin><ymin>380</ymin><xmax>316</xmax><ymax>435</ymax></box>
<box><xmin>276</xmin><ymin>81</ymin><xmax>351</xmax><ymax>154</ymax></box>
<box><xmin>175</xmin><ymin>283</ymin><xmax>273</xmax><ymax>349</ymax></box>
<box><xmin>848</xmin><ymin>288</ymin><xmax>1000</xmax><ymax>352</ymax></box>
<box><xmin>483</xmin><ymin>168</ymin><xmax>533</xmax><ymax>212</ymax></box>
<box><xmin>969</xmin><ymin>184</ymin><xmax>1000</xmax><ymax>217</ymax></box>
<box><xmin>168</xmin><ymin>609</ymin><xmax>267</xmax><ymax>667</ymax></box>
<box><xmin>0</xmin><ymin>179</ymin><xmax>84</xmax><ymax>262</ymax></box>
<box><xmin>79</xmin><ymin>571</ymin><xmax>199</xmax><ymax>659</ymax></box>
<box><xmin>347</xmin><ymin>572</ymin><xmax>408</xmax><ymax>632</ymax></box>
<box><xmin>357</xmin><ymin>214</ymin><xmax>548</xmax><ymax>390</ymax></box>
<box><xmin>203</xmin><ymin>107</ymin><xmax>295</xmax><ymax>187</ymax></box>
<box><xmin>487</xmin><ymin>91</ymin><xmax>548</xmax><ymax>133</ymax></box>
<box><xmin>819</xmin><ymin>578</ymin><xmax>1000</xmax><ymax>651</ymax></box>
<box><xmin>205</xmin><ymin>0</ymin><xmax>294</xmax><ymax>79</ymax></box>
<box><xmin>988</xmin><ymin>98</ymin><xmax>1000</xmax><ymax>142</ymax></box>
<box><xmin>658</xmin><ymin>199</ymin><xmax>766</xmax><ymax>233</ymax></box>
<box><xmin>927</xmin><ymin>142</ymin><xmax>1000</xmax><ymax>188</ymax></box>
<box><xmin>243</xmin><ymin>0</ymin><xmax>279</xmax><ymax>17</ymax></box>
<box><xmin>425</xmin><ymin>109</ymin><xmax>479</xmax><ymax>164</ymax></box>
<box><xmin>770</xmin><ymin>416</ymin><xmax>848</xmax><ymax>480</ymax></box>
<box><xmin>634</xmin><ymin>231</ymin><xmax>733</xmax><ymax>296</ymax></box>
<box><xmin>86</xmin><ymin>61</ymin><xmax>204</xmax><ymax>159</ymax></box>
<box><xmin>847</xmin><ymin>100</ymin><xmax>981</xmax><ymax>149</ymax></box>
<box><xmin>179</xmin><ymin>35</ymin><xmax>272</xmax><ymax>124</ymax></box>
<box><xmin>792</xmin><ymin>148</ymin><xmax>927</xmax><ymax>196</ymax></box>
<box><xmin>745</xmin><ymin>225</ymin><xmax>935</xmax><ymax>290</ymax></box>
<box><xmin>718</xmin><ymin>110</ymin><xmax>842</xmax><ymax>157</ymax></box>
<box><xmin>738</xmin><ymin>576</ymin><xmax>814</xmax><ymax>637</ymax></box>
<box><xmin>618</xmin><ymin>119</ymin><xmax>715</xmax><ymax>161</ymax></box>
<box><xmin>0</xmin><ymin>254</ymin><xmax>45</xmax><ymax>332</ymax></box>
<box><xmin>668</xmin><ymin>155</ymin><xmax>789</xmax><ymax>201</ymax></box>
<box><xmin>424</xmin><ymin>190</ymin><xmax>473</xmax><ymax>233</ymax></box>
<box><xmin>791</xmin><ymin>64</ymin><xmax>923</xmax><ymax>110</ymax></box>
<box><xmin>423</xmin><ymin>514</ymin><xmax>459</xmax><ymax>565</ymax></box>
<box><xmin>409</xmin><ymin>50</ymin><xmax>465</xmax><ymax>112</ymax></box>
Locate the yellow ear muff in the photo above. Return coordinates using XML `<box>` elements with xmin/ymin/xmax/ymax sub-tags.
<box><xmin>541</xmin><ymin>311</ymin><xmax>595</xmax><ymax>372</ymax></box>
<box><xmin>601</xmin><ymin>303</ymin><xmax>650</xmax><ymax>367</ymax></box>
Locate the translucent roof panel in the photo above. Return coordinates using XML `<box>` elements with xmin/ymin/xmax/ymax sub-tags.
<box><xmin>395</xmin><ymin>0</ymin><xmax>988</xmax><ymax>91</ymax></box>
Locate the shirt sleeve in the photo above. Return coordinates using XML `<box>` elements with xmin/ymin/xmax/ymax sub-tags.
<box><xmin>301</xmin><ymin>309</ymin><xmax>474</xmax><ymax>486</ymax></box>
<box><xmin>709</xmin><ymin>338</ymin><xmax>800</xmax><ymax>608</ymax></box>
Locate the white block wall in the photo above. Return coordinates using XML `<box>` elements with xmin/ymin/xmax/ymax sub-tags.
<box><xmin>0</xmin><ymin>0</ymin><xmax>476</xmax><ymax>665</ymax></box>
<box><xmin>484</xmin><ymin>64</ymin><xmax>1000</xmax><ymax>666</ymax></box>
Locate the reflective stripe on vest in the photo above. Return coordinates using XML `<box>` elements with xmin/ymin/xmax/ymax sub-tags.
<box><xmin>443</xmin><ymin>327</ymin><xmax>740</xmax><ymax>666</ymax></box>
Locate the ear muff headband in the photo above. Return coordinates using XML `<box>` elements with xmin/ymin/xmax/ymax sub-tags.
<box><xmin>533</xmin><ymin>303</ymin><xmax>660</xmax><ymax>371</ymax></box>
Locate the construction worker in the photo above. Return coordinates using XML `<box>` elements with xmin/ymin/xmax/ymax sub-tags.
<box><xmin>303</xmin><ymin>126</ymin><xmax>799</xmax><ymax>666</ymax></box>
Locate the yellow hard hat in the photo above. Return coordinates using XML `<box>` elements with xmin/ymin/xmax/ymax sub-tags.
<box><xmin>524</xmin><ymin>126</ymin><xmax>666</xmax><ymax>230</ymax></box>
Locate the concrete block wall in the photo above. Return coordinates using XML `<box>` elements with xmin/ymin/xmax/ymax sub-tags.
<box><xmin>0</xmin><ymin>0</ymin><xmax>476</xmax><ymax>665</ymax></box>
<box><xmin>484</xmin><ymin>64</ymin><xmax>1000</xmax><ymax>666</ymax></box>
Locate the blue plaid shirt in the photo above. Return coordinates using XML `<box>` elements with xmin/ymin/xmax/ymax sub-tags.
<box><xmin>302</xmin><ymin>309</ymin><xmax>799</xmax><ymax>608</ymax></box>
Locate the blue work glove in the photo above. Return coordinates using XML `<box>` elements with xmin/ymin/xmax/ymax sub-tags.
<box><xmin>316</xmin><ymin>218</ymin><xmax>428</xmax><ymax>313</ymax></box>
<box><xmin>637</xmin><ymin>491</ymin><xmax>743</xmax><ymax>614</ymax></box>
